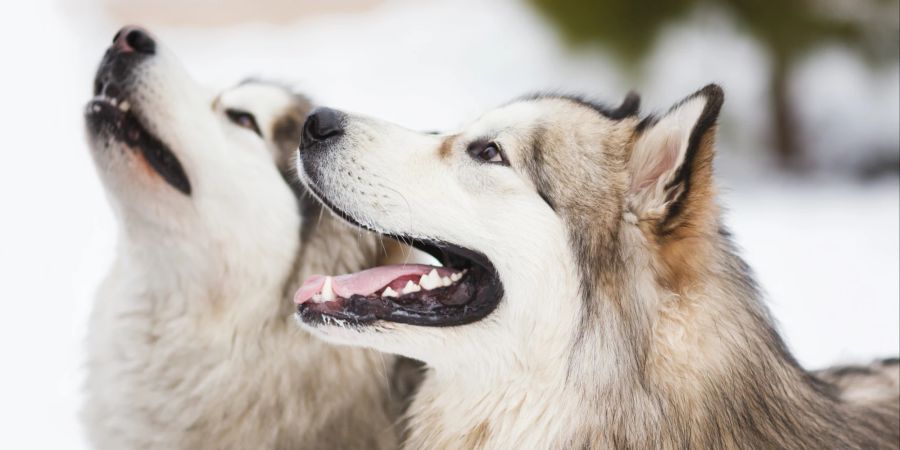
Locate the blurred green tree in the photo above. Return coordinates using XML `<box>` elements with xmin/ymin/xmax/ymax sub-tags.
<box><xmin>529</xmin><ymin>0</ymin><xmax>900</xmax><ymax>169</ymax></box>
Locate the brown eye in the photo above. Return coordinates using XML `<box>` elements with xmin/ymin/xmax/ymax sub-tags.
<box><xmin>225</xmin><ymin>108</ymin><xmax>262</xmax><ymax>136</ymax></box>
<box><xmin>467</xmin><ymin>141</ymin><xmax>507</xmax><ymax>165</ymax></box>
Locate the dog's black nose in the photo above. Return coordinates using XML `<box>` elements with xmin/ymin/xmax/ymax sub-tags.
<box><xmin>113</xmin><ymin>26</ymin><xmax>155</xmax><ymax>55</ymax></box>
<box><xmin>303</xmin><ymin>107</ymin><xmax>345</xmax><ymax>144</ymax></box>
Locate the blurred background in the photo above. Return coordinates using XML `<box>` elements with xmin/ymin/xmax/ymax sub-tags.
<box><xmin>0</xmin><ymin>0</ymin><xmax>897</xmax><ymax>447</ymax></box>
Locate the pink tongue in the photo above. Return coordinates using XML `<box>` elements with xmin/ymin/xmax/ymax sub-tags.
<box><xmin>294</xmin><ymin>264</ymin><xmax>447</xmax><ymax>304</ymax></box>
<box><xmin>294</xmin><ymin>275</ymin><xmax>327</xmax><ymax>305</ymax></box>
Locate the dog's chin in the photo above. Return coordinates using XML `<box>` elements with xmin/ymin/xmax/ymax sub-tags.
<box><xmin>293</xmin><ymin>171</ymin><xmax>504</xmax><ymax>329</ymax></box>
<box><xmin>85</xmin><ymin>43</ymin><xmax>192</xmax><ymax>197</ymax></box>
<box><xmin>86</xmin><ymin>97</ymin><xmax>192</xmax><ymax>196</ymax></box>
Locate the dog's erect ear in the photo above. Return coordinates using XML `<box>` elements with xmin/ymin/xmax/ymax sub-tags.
<box><xmin>626</xmin><ymin>84</ymin><xmax>724</xmax><ymax>227</ymax></box>
<box><xmin>609</xmin><ymin>91</ymin><xmax>641</xmax><ymax>120</ymax></box>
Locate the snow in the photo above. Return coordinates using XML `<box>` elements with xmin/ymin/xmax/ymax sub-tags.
<box><xmin>0</xmin><ymin>0</ymin><xmax>896</xmax><ymax>448</ymax></box>
<box><xmin>724</xmin><ymin>176</ymin><xmax>899</xmax><ymax>368</ymax></box>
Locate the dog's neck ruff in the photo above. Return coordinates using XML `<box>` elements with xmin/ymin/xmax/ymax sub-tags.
<box><xmin>402</xmin><ymin>233</ymin><xmax>899</xmax><ymax>450</ymax></box>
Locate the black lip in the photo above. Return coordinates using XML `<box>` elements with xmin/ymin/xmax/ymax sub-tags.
<box><xmin>296</xmin><ymin>158</ymin><xmax>504</xmax><ymax>327</ymax></box>
<box><xmin>85</xmin><ymin>44</ymin><xmax>192</xmax><ymax>196</ymax></box>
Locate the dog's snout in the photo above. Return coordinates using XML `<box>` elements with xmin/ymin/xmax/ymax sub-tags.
<box><xmin>303</xmin><ymin>108</ymin><xmax>345</xmax><ymax>145</ymax></box>
<box><xmin>113</xmin><ymin>26</ymin><xmax>156</xmax><ymax>55</ymax></box>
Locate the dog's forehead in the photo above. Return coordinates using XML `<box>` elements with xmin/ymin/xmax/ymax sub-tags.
<box><xmin>465</xmin><ymin>101</ymin><xmax>543</xmax><ymax>136</ymax></box>
<box><xmin>463</xmin><ymin>98</ymin><xmax>599</xmax><ymax>140</ymax></box>
<box><xmin>218</xmin><ymin>82</ymin><xmax>294</xmax><ymax>116</ymax></box>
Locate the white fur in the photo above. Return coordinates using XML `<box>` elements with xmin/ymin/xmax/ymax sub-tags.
<box><xmin>83</xmin><ymin>41</ymin><xmax>396</xmax><ymax>449</ymax></box>
<box><xmin>295</xmin><ymin>105</ymin><xmax>589</xmax><ymax>449</ymax></box>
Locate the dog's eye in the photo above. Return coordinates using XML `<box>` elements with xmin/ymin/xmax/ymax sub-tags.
<box><xmin>467</xmin><ymin>141</ymin><xmax>507</xmax><ymax>165</ymax></box>
<box><xmin>225</xmin><ymin>109</ymin><xmax>262</xmax><ymax>137</ymax></box>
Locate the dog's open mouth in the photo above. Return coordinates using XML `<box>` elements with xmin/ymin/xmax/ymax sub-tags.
<box><xmin>294</xmin><ymin>191</ymin><xmax>503</xmax><ymax>327</ymax></box>
<box><xmin>85</xmin><ymin>58</ymin><xmax>192</xmax><ymax>195</ymax></box>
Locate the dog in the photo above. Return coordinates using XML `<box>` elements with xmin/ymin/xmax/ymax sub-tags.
<box><xmin>293</xmin><ymin>86</ymin><xmax>900</xmax><ymax>449</ymax></box>
<box><xmin>82</xmin><ymin>27</ymin><xmax>401</xmax><ymax>450</ymax></box>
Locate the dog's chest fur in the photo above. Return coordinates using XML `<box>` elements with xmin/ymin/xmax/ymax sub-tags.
<box><xmin>404</xmin><ymin>377</ymin><xmax>567</xmax><ymax>449</ymax></box>
<box><xmin>82</xmin><ymin>221</ymin><xmax>397</xmax><ymax>450</ymax></box>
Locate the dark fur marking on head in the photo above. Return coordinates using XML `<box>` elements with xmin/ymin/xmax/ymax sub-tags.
<box><xmin>635</xmin><ymin>114</ymin><xmax>658</xmax><ymax>134</ymax></box>
<box><xmin>272</xmin><ymin>114</ymin><xmax>303</xmax><ymax>164</ymax></box>
<box><xmin>537</xmin><ymin>190</ymin><xmax>557</xmax><ymax>212</ymax></box>
<box><xmin>263</xmin><ymin>89</ymin><xmax>321</xmax><ymax>243</ymax></box>
<box><xmin>438</xmin><ymin>135</ymin><xmax>457</xmax><ymax>159</ymax></box>
<box><xmin>519</xmin><ymin>126</ymin><xmax>558</xmax><ymax>213</ymax></box>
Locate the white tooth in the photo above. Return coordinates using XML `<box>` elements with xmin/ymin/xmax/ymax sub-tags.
<box><xmin>110</xmin><ymin>98</ymin><xmax>117</xmax><ymax>106</ymax></box>
<box><xmin>441</xmin><ymin>276</ymin><xmax>452</xmax><ymax>286</ymax></box>
<box><xmin>92</xmin><ymin>104</ymin><xmax>101</xmax><ymax>112</ymax></box>
<box><xmin>382</xmin><ymin>287</ymin><xmax>398</xmax><ymax>298</ymax></box>
<box><xmin>450</xmin><ymin>272</ymin><xmax>462</xmax><ymax>282</ymax></box>
<box><xmin>429</xmin><ymin>269</ymin><xmax>443</xmax><ymax>289</ymax></box>
<box><xmin>119</xmin><ymin>100</ymin><xmax>130</xmax><ymax>112</ymax></box>
<box><xmin>419</xmin><ymin>273</ymin><xmax>440</xmax><ymax>290</ymax></box>
<box><xmin>320</xmin><ymin>276</ymin><xmax>335</xmax><ymax>301</ymax></box>
<box><xmin>402</xmin><ymin>280</ymin><xmax>421</xmax><ymax>294</ymax></box>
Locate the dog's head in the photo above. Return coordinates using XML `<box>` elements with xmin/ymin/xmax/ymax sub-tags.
<box><xmin>293</xmin><ymin>86</ymin><xmax>723</xmax><ymax>367</ymax></box>
<box><xmin>85</xmin><ymin>27</ymin><xmax>312</xmax><ymax>260</ymax></box>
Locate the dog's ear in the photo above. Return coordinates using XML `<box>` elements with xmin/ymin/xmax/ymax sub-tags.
<box><xmin>626</xmin><ymin>84</ymin><xmax>724</xmax><ymax>229</ymax></box>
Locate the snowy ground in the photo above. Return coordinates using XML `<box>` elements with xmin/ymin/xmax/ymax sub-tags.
<box><xmin>0</xmin><ymin>0</ymin><xmax>897</xmax><ymax>448</ymax></box>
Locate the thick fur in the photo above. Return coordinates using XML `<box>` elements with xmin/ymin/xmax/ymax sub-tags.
<box><xmin>296</xmin><ymin>86</ymin><xmax>900</xmax><ymax>449</ymax></box>
<box><xmin>82</xmin><ymin>39</ymin><xmax>399</xmax><ymax>449</ymax></box>
<box><xmin>817</xmin><ymin>358</ymin><xmax>900</xmax><ymax>405</ymax></box>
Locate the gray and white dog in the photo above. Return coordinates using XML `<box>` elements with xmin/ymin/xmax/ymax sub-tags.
<box><xmin>82</xmin><ymin>27</ymin><xmax>402</xmax><ymax>450</ymax></box>
<box><xmin>293</xmin><ymin>85</ymin><xmax>899</xmax><ymax>449</ymax></box>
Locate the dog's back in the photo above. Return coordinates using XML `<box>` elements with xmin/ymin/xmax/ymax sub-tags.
<box><xmin>818</xmin><ymin>358</ymin><xmax>900</xmax><ymax>408</ymax></box>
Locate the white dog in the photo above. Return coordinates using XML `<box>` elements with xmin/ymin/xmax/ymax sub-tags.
<box><xmin>82</xmin><ymin>27</ymin><xmax>400</xmax><ymax>450</ymax></box>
